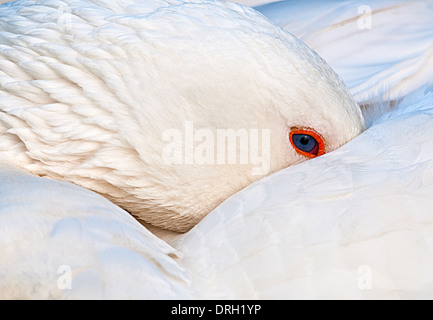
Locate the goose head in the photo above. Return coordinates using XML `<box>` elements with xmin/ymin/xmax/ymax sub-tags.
<box><xmin>0</xmin><ymin>0</ymin><xmax>364</xmax><ymax>232</ymax></box>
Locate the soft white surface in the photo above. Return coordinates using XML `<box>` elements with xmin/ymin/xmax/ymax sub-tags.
<box><xmin>0</xmin><ymin>163</ymin><xmax>191</xmax><ymax>299</ymax></box>
<box><xmin>1</xmin><ymin>0</ymin><xmax>433</xmax><ymax>299</ymax></box>
<box><xmin>4</xmin><ymin>87</ymin><xmax>433</xmax><ymax>299</ymax></box>
<box><xmin>255</xmin><ymin>0</ymin><xmax>433</xmax><ymax>103</ymax></box>
<box><xmin>228</xmin><ymin>0</ymin><xmax>272</xmax><ymax>6</ymax></box>
<box><xmin>0</xmin><ymin>0</ymin><xmax>363</xmax><ymax>233</ymax></box>
<box><xmin>175</xmin><ymin>85</ymin><xmax>433</xmax><ymax>299</ymax></box>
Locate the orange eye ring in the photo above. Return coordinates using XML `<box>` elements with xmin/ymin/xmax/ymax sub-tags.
<box><xmin>289</xmin><ymin>129</ymin><xmax>325</xmax><ymax>158</ymax></box>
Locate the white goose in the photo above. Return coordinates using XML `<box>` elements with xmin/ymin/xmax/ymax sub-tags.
<box><xmin>0</xmin><ymin>0</ymin><xmax>432</xmax><ymax>299</ymax></box>
<box><xmin>0</xmin><ymin>0</ymin><xmax>363</xmax><ymax>234</ymax></box>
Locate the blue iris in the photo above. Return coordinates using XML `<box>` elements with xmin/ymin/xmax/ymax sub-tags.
<box><xmin>291</xmin><ymin>134</ymin><xmax>319</xmax><ymax>154</ymax></box>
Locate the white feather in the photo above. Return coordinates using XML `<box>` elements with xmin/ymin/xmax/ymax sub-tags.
<box><xmin>0</xmin><ymin>0</ymin><xmax>364</xmax><ymax>232</ymax></box>
<box><xmin>256</xmin><ymin>0</ymin><xmax>433</xmax><ymax>103</ymax></box>
<box><xmin>175</xmin><ymin>85</ymin><xmax>433</xmax><ymax>299</ymax></box>
<box><xmin>0</xmin><ymin>163</ymin><xmax>191</xmax><ymax>299</ymax></box>
<box><xmin>1</xmin><ymin>0</ymin><xmax>432</xmax><ymax>300</ymax></box>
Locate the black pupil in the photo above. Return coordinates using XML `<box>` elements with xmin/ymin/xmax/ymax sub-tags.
<box><xmin>292</xmin><ymin>134</ymin><xmax>319</xmax><ymax>154</ymax></box>
<box><xmin>300</xmin><ymin>136</ymin><xmax>310</xmax><ymax>146</ymax></box>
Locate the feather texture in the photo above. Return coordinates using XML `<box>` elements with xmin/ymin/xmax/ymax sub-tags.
<box><xmin>1</xmin><ymin>0</ymin><xmax>432</xmax><ymax>299</ymax></box>
<box><xmin>0</xmin><ymin>163</ymin><xmax>191</xmax><ymax>299</ymax></box>
<box><xmin>0</xmin><ymin>0</ymin><xmax>364</xmax><ymax>232</ymax></box>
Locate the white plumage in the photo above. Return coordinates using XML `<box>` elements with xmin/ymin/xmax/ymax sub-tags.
<box><xmin>176</xmin><ymin>85</ymin><xmax>433</xmax><ymax>299</ymax></box>
<box><xmin>1</xmin><ymin>0</ymin><xmax>433</xmax><ymax>299</ymax></box>
<box><xmin>0</xmin><ymin>0</ymin><xmax>363</xmax><ymax>233</ymax></box>
<box><xmin>0</xmin><ymin>163</ymin><xmax>191</xmax><ymax>299</ymax></box>
<box><xmin>256</xmin><ymin>0</ymin><xmax>433</xmax><ymax>103</ymax></box>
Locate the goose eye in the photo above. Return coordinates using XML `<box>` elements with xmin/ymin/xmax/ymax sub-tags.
<box><xmin>289</xmin><ymin>129</ymin><xmax>325</xmax><ymax>158</ymax></box>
